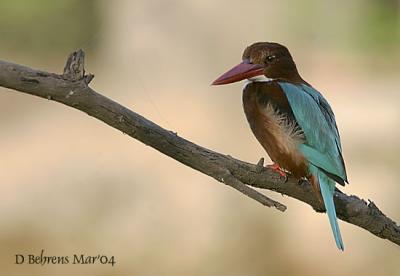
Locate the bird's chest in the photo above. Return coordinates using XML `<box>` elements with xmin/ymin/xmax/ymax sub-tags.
<box><xmin>242</xmin><ymin>84</ymin><xmax>307</xmax><ymax>176</ymax></box>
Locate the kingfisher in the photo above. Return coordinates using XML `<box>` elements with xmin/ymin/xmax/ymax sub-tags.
<box><xmin>212</xmin><ymin>42</ymin><xmax>348</xmax><ymax>250</ymax></box>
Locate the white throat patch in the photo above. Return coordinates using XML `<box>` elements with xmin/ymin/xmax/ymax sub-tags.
<box><xmin>244</xmin><ymin>75</ymin><xmax>275</xmax><ymax>89</ymax></box>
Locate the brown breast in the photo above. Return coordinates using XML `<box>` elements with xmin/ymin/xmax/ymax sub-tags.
<box><xmin>242</xmin><ymin>81</ymin><xmax>308</xmax><ymax>178</ymax></box>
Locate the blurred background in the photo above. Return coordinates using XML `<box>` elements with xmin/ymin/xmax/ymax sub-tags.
<box><xmin>0</xmin><ymin>0</ymin><xmax>399</xmax><ymax>275</ymax></box>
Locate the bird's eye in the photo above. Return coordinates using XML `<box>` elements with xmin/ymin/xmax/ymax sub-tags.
<box><xmin>266</xmin><ymin>55</ymin><xmax>276</xmax><ymax>62</ymax></box>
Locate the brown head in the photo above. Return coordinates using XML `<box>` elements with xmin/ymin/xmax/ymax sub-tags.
<box><xmin>212</xmin><ymin>42</ymin><xmax>303</xmax><ymax>85</ymax></box>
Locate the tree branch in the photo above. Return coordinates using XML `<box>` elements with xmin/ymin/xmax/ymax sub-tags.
<box><xmin>0</xmin><ymin>50</ymin><xmax>399</xmax><ymax>247</ymax></box>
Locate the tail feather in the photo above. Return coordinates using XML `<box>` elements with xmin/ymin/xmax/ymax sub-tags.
<box><xmin>311</xmin><ymin>165</ymin><xmax>344</xmax><ymax>251</ymax></box>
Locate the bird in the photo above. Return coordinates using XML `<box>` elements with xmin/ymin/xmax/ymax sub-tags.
<box><xmin>212</xmin><ymin>42</ymin><xmax>348</xmax><ymax>250</ymax></box>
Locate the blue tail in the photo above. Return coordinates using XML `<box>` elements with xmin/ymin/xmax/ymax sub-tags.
<box><xmin>311</xmin><ymin>165</ymin><xmax>344</xmax><ymax>251</ymax></box>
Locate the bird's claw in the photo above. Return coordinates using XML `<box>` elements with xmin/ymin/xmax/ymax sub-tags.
<box><xmin>297</xmin><ymin>178</ymin><xmax>308</xmax><ymax>187</ymax></box>
<box><xmin>267</xmin><ymin>163</ymin><xmax>287</xmax><ymax>178</ymax></box>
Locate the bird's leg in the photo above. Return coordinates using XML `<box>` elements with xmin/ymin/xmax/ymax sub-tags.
<box><xmin>256</xmin><ymin>159</ymin><xmax>288</xmax><ymax>181</ymax></box>
<box><xmin>266</xmin><ymin>163</ymin><xmax>287</xmax><ymax>178</ymax></box>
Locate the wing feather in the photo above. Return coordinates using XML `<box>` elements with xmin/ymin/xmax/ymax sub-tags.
<box><xmin>278</xmin><ymin>82</ymin><xmax>347</xmax><ymax>184</ymax></box>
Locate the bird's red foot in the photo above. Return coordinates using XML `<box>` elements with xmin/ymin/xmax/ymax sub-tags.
<box><xmin>267</xmin><ymin>163</ymin><xmax>287</xmax><ymax>177</ymax></box>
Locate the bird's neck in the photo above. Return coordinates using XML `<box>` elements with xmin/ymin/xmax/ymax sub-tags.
<box><xmin>243</xmin><ymin>73</ymin><xmax>306</xmax><ymax>90</ymax></box>
<box><xmin>244</xmin><ymin>75</ymin><xmax>274</xmax><ymax>89</ymax></box>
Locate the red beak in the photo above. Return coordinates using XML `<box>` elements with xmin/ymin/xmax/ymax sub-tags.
<box><xmin>212</xmin><ymin>61</ymin><xmax>264</xmax><ymax>85</ymax></box>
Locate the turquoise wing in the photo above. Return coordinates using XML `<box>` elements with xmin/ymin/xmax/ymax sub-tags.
<box><xmin>278</xmin><ymin>82</ymin><xmax>347</xmax><ymax>183</ymax></box>
<box><xmin>278</xmin><ymin>82</ymin><xmax>347</xmax><ymax>250</ymax></box>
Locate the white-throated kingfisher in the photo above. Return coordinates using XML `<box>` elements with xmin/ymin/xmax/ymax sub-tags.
<box><xmin>212</xmin><ymin>42</ymin><xmax>348</xmax><ymax>250</ymax></box>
